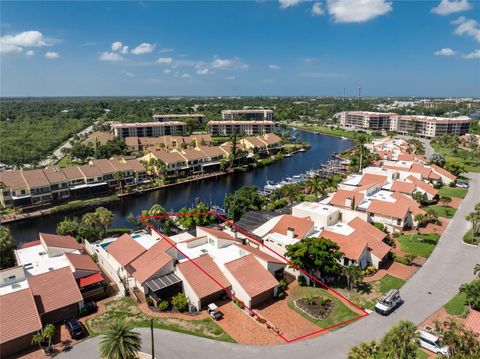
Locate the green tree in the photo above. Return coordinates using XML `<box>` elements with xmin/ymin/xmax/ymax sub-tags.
<box><xmin>285</xmin><ymin>237</ymin><xmax>343</xmax><ymax>281</ymax></box>
<box><xmin>99</xmin><ymin>319</ymin><xmax>142</xmax><ymax>359</ymax></box>
<box><xmin>43</xmin><ymin>324</ymin><xmax>55</xmax><ymax>349</ymax></box>
<box><xmin>171</xmin><ymin>293</ymin><xmax>188</xmax><ymax>312</ymax></box>
<box><xmin>474</xmin><ymin>263</ymin><xmax>480</xmax><ymax>278</ymax></box>
<box><xmin>0</xmin><ymin>226</ymin><xmax>16</xmax><ymax>269</ymax></box>
<box><xmin>429</xmin><ymin>153</ymin><xmax>446</xmax><ymax>167</ymax></box>
<box><xmin>459</xmin><ymin>279</ymin><xmax>480</xmax><ymax>310</ymax></box>
<box><xmin>348</xmin><ymin>340</ymin><xmax>379</xmax><ymax>359</ymax></box>
<box><xmin>434</xmin><ymin>317</ymin><xmax>480</xmax><ymax>358</ymax></box>
<box><xmin>224</xmin><ymin>185</ymin><xmax>263</xmax><ymax>221</ymax></box>
<box><xmin>95</xmin><ymin>207</ymin><xmax>114</xmax><ymax>235</ymax></box>
<box><xmin>342</xmin><ymin>265</ymin><xmax>363</xmax><ymax>291</ymax></box>
<box><xmin>439</xmin><ymin>196</ymin><xmax>452</xmax><ymax>207</ymax></box>
<box><xmin>304</xmin><ymin>175</ymin><xmax>325</xmax><ymax>197</ymax></box>
<box><xmin>379</xmin><ymin>320</ymin><xmax>419</xmax><ymax>359</ymax></box>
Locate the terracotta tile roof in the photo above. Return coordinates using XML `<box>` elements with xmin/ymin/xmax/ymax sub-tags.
<box><xmin>406</xmin><ymin>175</ymin><xmax>438</xmax><ymax>196</ymax></box>
<box><xmin>319</xmin><ymin>230</ymin><xmax>368</xmax><ymax>261</ymax></box>
<box><xmin>91</xmin><ymin>159</ymin><xmax>116</xmax><ymax>175</ymax></box>
<box><xmin>176</xmin><ymin>254</ymin><xmax>231</xmax><ymax>299</ymax></box>
<box><xmin>62</xmin><ymin>166</ymin><xmax>85</xmax><ymax>181</ymax></box>
<box><xmin>106</xmin><ymin>234</ymin><xmax>146</xmax><ymax>266</ymax></box>
<box><xmin>0</xmin><ymin>288</ymin><xmax>42</xmax><ymax>344</ymax></box>
<box><xmin>130</xmin><ymin>240</ymin><xmax>174</xmax><ymax>283</ymax></box>
<box><xmin>397</xmin><ymin>153</ymin><xmax>415</xmax><ymax>161</ymax></box>
<box><xmin>348</xmin><ymin>217</ymin><xmax>390</xmax><ymax>259</ymax></box>
<box><xmin>270</xmin><ymin>214</ymin><xmax>314</xmax><ymax>239</ymax></box>
<box><xmin>65</xmin><ymin>253</ymin><xmax>100</xmax><ymax>272</ymax></box>
<box><xmin>376</xmin><ymin>150</ymin><xmax>393</xmax><ymax>160</ymax></box>
<box><xmin>431</xmin><ymin>164</ymin><xmax>456</xmax><ymax>181</ymax></box>
<box><xmin>464</xmin><ymin>310</ymin><xmax>480</xmax><ymax>336</ymax></box>
<box><xmin>259</xmin><ymin>133</ymin><xmax>282</xmax><ymax>145</ymax></box>
<box><xmin>148</xmin><ymin>150</ymin><xmax>186</xmax><ymax>165</ymax></box>
<box><xmin>234</xmin><ymin>244</ymin><xmax>284</xmax><ymax>264</ymax></box>
<box><xmin>196</xmin><ymin>226</ymin><xmax>235</xmax><ymax>240</ymax></box>
<box><xmin>124</xmin><ymin>159</ymin><xmax>146</xmax><ymax>172</ymax></box>
<box><xmin>367</xmin><ymin>199</ymin><xmax>410</xmax><ymax>219</ymax></box>
<box><xmin>198</xmin><ymin>146</ymin><xmax>227</xmax><ymax>158</ymax></box>
<box><xmin>28</xmin><ymin>267</ymin><xmax>83</xmax><ymax>315</ymax></box>
<box><xmin>21</xmin><ymin>169</ymin><xmax>50</xmax><ymax>188</ymax></box>
<box><xmin>78</xmin><ymin>163</ymin><xmax>104</xmax><ymax>178</ymax></box>
<box><xmin>359</xmin><ymin>173</ymin><xmax>387</xmax><ymax>187</ymax></box>
<box><xmin>329</xmin><ymin>189</ymin><xmax>357</xmax><ymax>209</ymax></box>
<box><xmin>179</xmin><ymin>148</ymin><xmax>208</xmax><ymax>161</ymax></box>
<box><xmin>391</xmin><ymin>192</ymin><xmax>425</xmax><ymax>216</ymax></box>
<box><xmin>391</xmin><ymin>181</ymin><xmax>416</xmax><ymax>194</ymax></box>
<box><xmin>0</xmin><ymin>170</ymin><xmax>28</xmax><ymax>190</ymax></box>
<box><xmin>224</xmin><ymin>254</ymin><xmax>278</xmax><ymax>298</ymax></box>
<box><xmin>40</xmin><ymin>233</ymin><xmax>83</xmax><ymax>250</ymax></box>
<box><xmin>18</xmin><ymin>240</ymin><xmax>41</xmax><ymax>249</ymax></box>
<box><xmin>243</xmin><ymin>136</ymin><xmax>267</xmax><ymax>148</ymax></box>
<box><xmin>43</xmin><ymin>166</ymin><xmax>68</xmax><ymax>184</ymax></box>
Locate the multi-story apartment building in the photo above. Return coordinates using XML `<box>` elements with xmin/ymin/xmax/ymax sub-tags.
<box><xmin>221</xmin><ymin>109</ymin><xmax>273</xmax><ymax>121</ymax></box>
<box><xmin>111</xmin><ymin>122</ymin><xmax>187</xmax><ymax>138</ymax></box>
<box><xmin>208</xmin><ymin>120</ymin><xmax>275</xmax><ymax>136</ymax></box>
<box><xmin>153</xmin><ymin>114</ymin><xmax>205</xmax><ymax>124</ymax></box>
<box><xmin>0</xmin><ymin>158</ymin><xmax>148</xmax><ymax>209</ymax></box>
<box><xmin>340</xmin><ymin>111</ymin><xmax>471</xmax><ymax>138</ymax></box>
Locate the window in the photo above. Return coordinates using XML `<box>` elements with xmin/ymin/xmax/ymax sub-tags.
<box><xmin>397</xmin><ymin>218</ymin><xmax>401</xmax><ymax>225</ymax></box>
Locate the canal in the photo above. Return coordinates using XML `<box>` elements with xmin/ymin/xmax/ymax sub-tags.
<box><xmin>8</xmin><ymin>130</ymin><xmax>353</xmax><ymax>244</ymax></box>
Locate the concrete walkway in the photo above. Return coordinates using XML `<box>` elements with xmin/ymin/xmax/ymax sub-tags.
<box><xmin>59</xmin><ymin>174</ymin><xmax>480</xmax><ymax>359</ymax></box>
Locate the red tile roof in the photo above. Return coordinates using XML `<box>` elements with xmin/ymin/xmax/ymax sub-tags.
<box><xmin>130</xmin><ymin>240</ymin><xmax>174</xmax><ymax>283</ymax></box>
<box><xmin>431</xmin><ymin>164</ymin><xmax>456</xmax><ymax>181</ymax></box>
<box><xmin>359</xmin><ymin>173</ymin><xmax>387</xmax><ymax>187</ymax></box>
<box><xmin>78</xmin><ymin>272</ymin><xmax>105</xmax><ymax>288</ymax></box>
<box><xmin>319</xmin><ymin>230</ymin><xmax>368</xmax><ymax>261</ymax></box>
<box><xmin>196</xmin><ymin>226</ymin><xmax>235</xmax><ymax>241</ymax></box>
<box><xmin>348</xmin><ymin>217</ymin><xmax>390</xmax><ymax>259</ymax></box>
<box><xmin>65</xmin><ymin>253</ymin><xmax>100</xmax><ymax>272</ymax></box>
<box><xmin>367</xmin><ymin>199</ymin><xmax>410</xmax><ymax>219</ymax></box>
<box><xmin>28</xmin><ymin>267</ymin><xmax>83</xmax><ymax>315</ymax></box>
<box><xmin>0</xmin><ymin>288</ymin><xmax>42</xmax><ymax>344</ymax></box>
<box><xmin>17</xmin><ymin>240</ymin><xmax>41</xmax><ymax>249</ymax></box>
<box><xmin>39</xmin><ymin>233</ymin><xmax>83</xmax><ymax>250</ymax></box>
<box><xmin>464</xmin><ymin>310</ymin><xmax>480</xmax><ymax>336</ymax></box>
<box><xmin>234</xmin><ymin>244</ymin><xmax>284</xmax><ymax>264</ymax></box>
<box><xmin>390</xmin><ymin>181</ymin><xmax>416</xmax><ymax>194</ymax></box>
<box><xmin>391</xmin><ymin>192</ymin><xmax>425</xmax><ymax>216</ymax></box>
<box><xmin>406</xmin><ymin>175</ymin><xmax>438</xmax><ymax>196</ymax></box>
<box><xmin>176</xmin><ymin>255</ymin><xmax>231</xmax><ymax>299</ymax></box>
<box><xmin>224</xmin><ymin>254</ymin><xmax>278</xmax><ymax>298</ymax></box>
<box><xmin>270</xmin><ymin>214</ymin><xmax>314</xmax><ymax>239</ymax></box>
<box><xmin>106</xmin><ymin>234</ymin><xmax>146</xmax><ymax>266</ymax></box>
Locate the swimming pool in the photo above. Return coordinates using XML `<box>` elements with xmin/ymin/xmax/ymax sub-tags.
<box><xmin>99</xmin><ymin>242</ymin><xmax>112</xmax><ymax>249</ymax></box>
<box><xmin>131</xmin><ymin>234</ymin><xmax>141</xmax><ymax>239</ymax></box>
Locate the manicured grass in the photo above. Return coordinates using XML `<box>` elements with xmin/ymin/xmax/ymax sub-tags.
<box><xmin>444</xmin><ymin>292</ymin><xmax>468</xmax><ymax>316</ymax></box>
<box><xmin>86</xmin><ymin>297</ymin><xmax>235</xmax><ymax>343</ymax></box>
<box><xmin>296</xmin><ymin>125</ymin><xmax>357</xmax><ymax>140</ymax></box>
<box><xmin>397</xmin><ymin>233</ymin><xmax>441</xmax><ymax>258</ymax></box>
<box><xmin>379</xmin><ymin>275</ymin><xmax>406</xmax><ymax>294</ymax></box>
<box><xmin>463</xmin><ymin>228</ymin><xmax>480</xmax><ymax>245</ymax></box>
<box><xmin>415</xmin><ymin>349</ymin><xmax>429</xmax><ymax>359</ymax></box>
<box><xmin>56</xmin><ymin>155</ymin><xmax>81</xmax><ymax>168</ymax></box>
<box><xmin>438</xmin><ymin>186</ymin><xmax>468</xmax><ymax>199</ymax></box>
<box><xmin>423</xmin><ymin>205</ymin><xmax>456</xmax><ymax>219</ymax></box>
<box><xmin>288</xmin><ymin>285</ymin><xmax>358</xmax><ymax>330</ymax></box>
<box><xmin>431</xmin><ymin>143</ymin><xmax>480</xmax><ymax>173</ymax></box>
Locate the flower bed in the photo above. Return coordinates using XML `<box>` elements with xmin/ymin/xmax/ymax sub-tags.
<box><xmin>294</xmin><ymin>296</ymin><xmax>334</xmax><ymax>320</ymax></box>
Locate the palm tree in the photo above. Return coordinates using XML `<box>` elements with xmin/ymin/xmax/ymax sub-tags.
<box><xmin>31</xmin><ymin>331</ymin><xmax>45</xmax><ymax>349</ymax></box>
<box><xmin>149</xmin><ymin>204</ymin><xmax>167</xmax><ymax>231</ymax></box>
<box><xmin>95</xmin><ymin>207</ymin><xmax>114</xmax><ymax>236</ymax></box>
<box><xmin>113</xmin><ymin>171</ymin><xmax>125</xmax><ymax>192</ymax></box>
<box><xmin>342</xmin><ymin>265</ymin><xmax>363</xmax><ymax>291</ymax></box>
<box><xmin>380</xmin><ymin>320</ymin><xmax>419</xmax><ymax>359</ymax></box>
<box><xmin>305</xmin><ymin>175</ymin><xmax>325</xmax><ymax>197</ymax></box>
<box><xmin>99</xmin><ymin>319</ymin><xmax>142</xmax><ymax>359</ymax></box>
<box><xmin>459</xmin><ymin>280</ymin><xmax>480</xmax><ymax>310</ymax></box>
<box><xmin>43</xmin><ymin>324</ymin><xmax>55</xmax><ymax>349</ymax></box>
<box><xmin>348</xmin><ymin>340</ymin><xmax>379</xmax><ymax>359</ymax></box>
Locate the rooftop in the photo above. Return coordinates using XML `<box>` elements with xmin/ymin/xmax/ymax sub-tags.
<box><xmin>105</xmin><ymin>233</ymin><xmax>147</xmax><ymax>266</ymax></box>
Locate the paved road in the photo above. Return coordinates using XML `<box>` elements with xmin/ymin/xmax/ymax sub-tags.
<box><xmin>60</xmin><ymin>174</ymin><xmax>480</xmax><ymax>359</ymax></box>
<box><xmin>420</xmin><ymin>138</ymin><xmax>435</xmax><ymax>160</ymax></box>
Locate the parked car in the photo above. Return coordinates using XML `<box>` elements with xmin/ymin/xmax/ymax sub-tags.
<box><xmin>417</xmin><ymin>330</ymin><xmax>449</xmax><ymax>356</ymax></box>
<box><xmin>374</xmin><ymin>289</ymin><xmax>403</xmax><ymax>316</ymax></box>
<box><xmin>65</xmin><ymin>318</ymin><xmax>85</xmax><ymax>339</ymax></box>
<box><xmin>207</xmin><ymin>303</ymin><xmax>223</xmax><ymax>320</ymax></box>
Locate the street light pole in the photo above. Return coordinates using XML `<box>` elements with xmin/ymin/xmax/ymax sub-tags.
<box><xmin>150</xmin><ymin>318</ymin><xmax>155</xmax><ymax>359</ymax></box>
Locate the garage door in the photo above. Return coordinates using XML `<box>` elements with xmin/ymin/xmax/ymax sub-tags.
<box><xmin>250</xmin><ymin>288</ymin><xmax>274</xmax><ymax>308</ymax></box>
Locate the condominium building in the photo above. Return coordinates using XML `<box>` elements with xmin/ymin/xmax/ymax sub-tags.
<box><xmin>0</xmin><ymin>158</ymin><xmax>148</xmax><ymax>208</ymax></box>
<box><xmin>111</xmin><ymin>122</ymin><xmax>187</xmax><ymax>138</ymax></box>
<box><xmin>153</xmin><ymin>114</ymin><xmax>205</xmax><ymax>124</ymax></box>
<box><xmin>339</xmin><ymin>111</ymin><xmax>470</xmax><ymax>138</ymax></box>
<box><xmin>208</xmin><ymin>120</ymin><xmax>275</xmax><ymax>136</ymax></box>
<box><xmin>221</xmin><ymin>109</ymin><xmax>273</xmax><ymax>121</ymax></box>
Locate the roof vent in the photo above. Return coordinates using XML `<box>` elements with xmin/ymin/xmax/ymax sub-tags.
<box><xmin>48</xmin><ymin>267</ymin><xmax>54</xmax><ymax>271</ymax></box>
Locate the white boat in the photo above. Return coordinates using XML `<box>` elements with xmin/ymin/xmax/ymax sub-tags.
<box><xmin>284</xmin><ymin>153</ymin><xmax>293</xmax><ymax>158</ymax></box>
<box><xmin>298</xmin><ymin>148</ymin><xmax>306</xmax><ymax>152</ymax></box>
<box><xmin>341</xmin><ymin>136</ymin><xmax>348</xmax><ymax>140</ymax></box>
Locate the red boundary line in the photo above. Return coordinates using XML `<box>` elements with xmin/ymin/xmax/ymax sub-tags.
<box><xmin>140</xmin><ymin>212</ymin><xmax>369</xmax><ymax>343</ymax></box>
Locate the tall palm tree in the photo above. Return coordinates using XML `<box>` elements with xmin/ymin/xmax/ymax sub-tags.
<box><xmin>348</xmin><ymin>340</ymin><xmax>379</xmax><ymax>359</ymax></box>
<box><xmin>149</xmin><ymin>204</ymin><xmax>167</xmax><ymax>231</ymax></box>
<box><xmin>380</xmin><ymin>320</ymin><xmax>419</xmax><ymax>359</ymax></box>
<box><xmin>95</xmin><ymin>207</ymin><xmax>114</xmax><ymax>236</ymax></box>
<box><xmin>43</xmin><ymin>324</ymin><xmax>55</xmax><ymax>349</ymax></box>
<box><xmin>99</xmin><ymin>319</ymin><xmax>142</xmax><ymax>359</ymax></box>
<box><xmin>305</xmin><ymin>175</ymin><xmax>325</xmax><ymax>197</ymax></box>
<box><xmin>342</xmin><ymin>265</ymin><xmax>363</xmax><ymax>291</ymax></box>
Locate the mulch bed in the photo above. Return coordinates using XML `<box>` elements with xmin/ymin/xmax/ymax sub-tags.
<box><xmin>294</xmin><ymin>296</ymin><xmax>334</xmax><ymax>320</ymax></box>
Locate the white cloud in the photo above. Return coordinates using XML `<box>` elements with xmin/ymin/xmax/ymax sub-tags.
<box><xmin>279</xmin><ymin>0</ymin><xmax>303</xmax><ymax>8</ymax></box>
<box><xmin>121</xmin><ymin>71</ymin><xmax>135</xmax><ymax>77</ymax></box>
<box><xmin>181</xmin><ymin>73</ymin><xmax>192</xmax><ymax>78</ymax></box>
<box><xmin>268</xmin><ymin>64</ymin><xmax>281</xmax><ymax>70</ymax></box>
<box><xmin>211</xmin><ymin>57</ymin><xmax>248</xmax><ymax>70</ymax></box>
<box><xmin>462</xmin><ymin>49</ymin><xmax>480</xmax><ymax>59</ymax></box>
<box><xmin>157</xmin><ymin>57</ymin><xmax>173</xmax><ymax>64</ymax></box>
<box><xmin>45</xmin><ymin>51</ymin><xmax>59</xmax><ymax>59</ymax></box>
<box><xmin>224</xmin><ymin>76</ymin><xmax>236</xmax><ymax>80</ymax></box>
<box><xmin>163</xmin><ymin>69</ymin><xmax>172</xmax><ymax>74</ymax></box>
<box><xmin>99</xmin><ymin>51</ymin><xmax>125</xmax><ymax>62</ymax></box>
<box><xmin>327</xmin><ymin>0</ymin><xmax>392</xmax><ymax>23</ymax></box>
<box><xmin>0</xmin><ymin>30</ymin><xmax>50</xmax><ymax>53</ymax></box>
<box><xmin>312</xmin><ymin>2</ymin><xmax>325</xmax><ymax>16</ymax></box>
<box><xmin>434</xmin><ymin>48</ymin><xmax>457</xmax><ymax>56</ymax></box>
<box><xmin>131</xmin><ymin>42</ymin><xmax>155</xmax><ymax>55</ymax></box>
<box><xmin>196</xmin><ymin>67</ymin><xmax>210</xmax><ymax>75</ymax></box>
<box><xmin>452</xmin><ymin>16</ymin><xmax>480</xmax><ymax>43</ymax></box>
<box><xmin>431</xmin><ymin>0</ymin><xmax>471</xmax><ymax>16</ymax></box>
<box><xmin>26</xmin><ymin>50</ymin><xmax>34</xmax><ymax>56</ymax></box>
<box><xmin>111</xmin><ymin>41</ymin><xmax>123</xmax><ymax>51</ymax></box>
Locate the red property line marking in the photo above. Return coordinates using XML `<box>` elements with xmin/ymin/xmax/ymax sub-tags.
<box><xmin>140</xmin><ymin>212</ymin><xmax>368</xmax><ymax>343</ymax></box>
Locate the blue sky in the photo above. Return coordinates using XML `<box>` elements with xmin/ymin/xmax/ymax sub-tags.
<box><xmin>1</xmin><ymin>1</ymin><xmax>479</xmax><ymax>97</ymax></box>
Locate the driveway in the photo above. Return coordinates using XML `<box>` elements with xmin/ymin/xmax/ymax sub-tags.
<box><xmin>59</xmin><ymin>174</ymin><xmax>480</xmax><ymax>359</ymax></box>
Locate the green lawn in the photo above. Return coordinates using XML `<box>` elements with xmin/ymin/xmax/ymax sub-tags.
<box><xmin>438</xmin><ymin>187</ymin><xmax>468</xmax><ymax>199</ymax></box>
<box><xmin>463</xmin><ymin>228</ymin><xmax>480</xmax><ymax>245</ymax></box>
<box><xmin>379</xmin><ymin>275</ymin><xmax>406</xmax><ymax>294</ymax></box>
<box><xmin>287</xmin><ymin>285</ymin><xmax>358</xmax><ymax>330</ymax></box>
<box><xmin>86</xmin><ymin>297</ymin><xmax>235</xmax><ymax>343</ymax></box>
<box><xmin>423</xmin><ymin>205</ymin><xmax>457</xmax><ymax>219</ymax></box>
<box><xmin>444</xmin><ymin>292</ymin><xmax>468</xmax><ymax>316</ymax></box>
<box><xmin>431</xmin><ymin>143</ymin><xmax>480</xmax><ymax>173</ymax></box>
<box><xmin>397</xmin><ymin>233</ymin><xmax>441</xmax><ymax>258</ymax></box>
<box><xmin>56</xmin><ymin>155</ymin><xmax>82</xmax><ymax>168</ymax></box>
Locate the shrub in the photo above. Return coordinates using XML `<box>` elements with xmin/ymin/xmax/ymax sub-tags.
<box><xmin>304</xmin><ymin>294</ymin><xmax>316</xmax><ymax>305</ymax></box>
<box><xmin>106</xmin><ymin>228</ymin><xmax>132</xmax><ymax>236</ymax></box>
<box><xmin>382</xmin><ymin>236</ymin><xmax>395</xmax><ymax>247</ymax></box>
<box><xmin>298</xmin><ymin>275</ymin><xmax>307</xmax><ymax>286</ymax></box>
<box><xmin>278</xmin><ymin>279</ymin><xmax>288</xmax><ymax>290</ymax></box>
<box><xmin>146</xmin><ymin>296</ymin><xmax>153</xmax><ymax>306</ymax></box>
<box><xmin>157</xmin><ymin>300</ymin><xmax>170</xmax><ymax>312</ymax></box>
<box><xmin>373</xmin><ymin>222</ymin><xmax>385</xmax><ymax>231</ymax></box>
<box><xmin>171</xmin><ymin>293</ymin><xmax>188</xmax><ymax>312</ymax></box>
<box><xmin>394</xmin><ymin>255</ymin><xmax>410</xmax><ymax>266</ymax></box>
<box><xmin>256</xmin><ymin>316</ymin><xmax>267</xmax><ymax>324</ymax></box>
<box><xmin>277</xmin><ymin>291</ymin><xmax>285</xmax><ymax>299</ymax></box>
<box><xmin>233</xmin><ymin>298</ymin><xmax>245</xmax><ymax>309</ymax></box>
<box><xmin>363</xmin><ymin>266</ymin><xmax>377</xmax><ymax>276</ymax></box>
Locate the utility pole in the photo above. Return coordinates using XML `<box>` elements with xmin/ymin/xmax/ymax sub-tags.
<box><xmin>358</xmin><ymin>86</ymin><xmax>362</xmax><ymax>101</ymax></box>
<box><xmin>151</xmin><ymin>318</ymin><xmax>155</xmax><ymax>359</ymax></box>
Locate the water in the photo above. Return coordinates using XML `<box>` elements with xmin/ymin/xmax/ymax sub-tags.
<box><xmin>7</xmin><ymin>130</ymin><xmax>353</xmax><ymax>244</ymax></box>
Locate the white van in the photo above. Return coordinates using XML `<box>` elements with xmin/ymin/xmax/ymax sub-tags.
<box><xmin>416</xmin><ymin>330</ymin><xmax>449</xmax><ymax>356</ymax></box>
